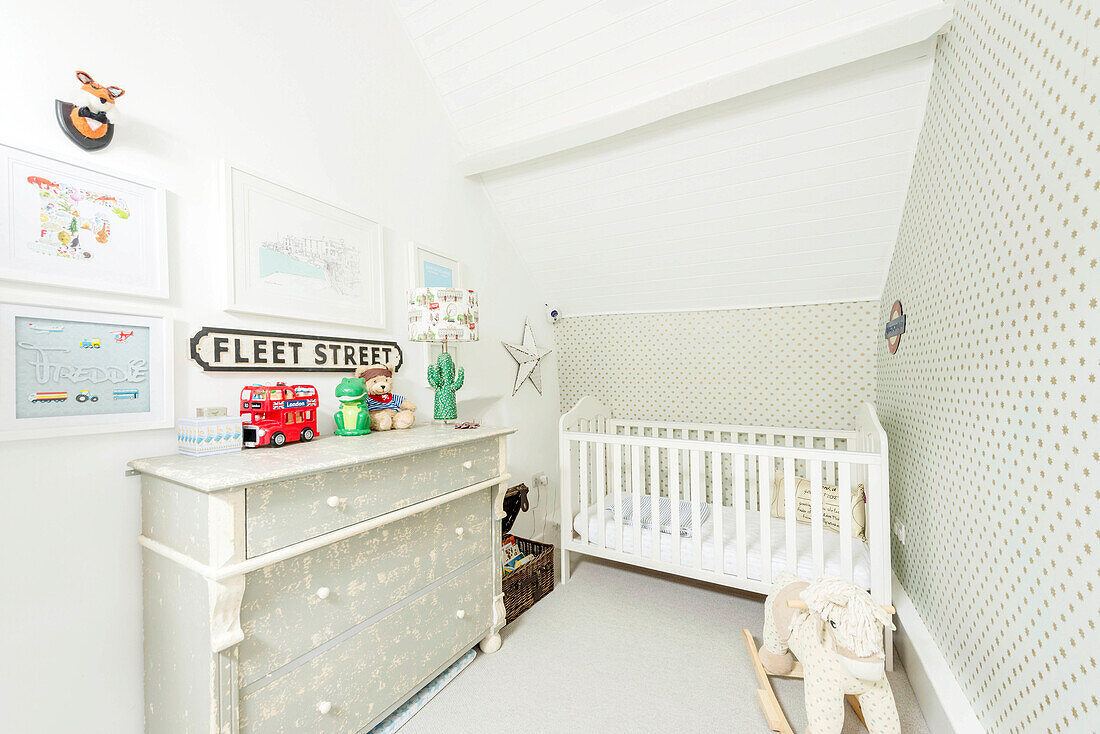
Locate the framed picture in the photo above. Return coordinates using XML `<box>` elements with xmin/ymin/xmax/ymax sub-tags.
<box><xmin>0</xmin><ymin>304</ymin><xmax>173</xmax><ymax>441</ymax></box>
<box><xmin>225</xmin><ymin>163</ymin><xmax>385</xmax><ymax>328</ymax></box>
<box><xmin>411</xmin><ymin>243</ymin><xmax>459</xmax><ymax>289</ymax></box>
<box><xmin>408</xmin><ymin>243</ymin><xmax>463</xmax><ymax>385</ymax></box>
<box><xmin>0</xmin><ymin>142</ymin><xmax>168</xmax><ymax>298</ymax></box>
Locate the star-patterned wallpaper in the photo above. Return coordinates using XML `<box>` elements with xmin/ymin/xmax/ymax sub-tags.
<box><xmin>875</xmin><ymin>1</ymin><xmax>1097</xmax><ymax>731</ymax></box>
<box><xmin>554</xmin><ymin>301</ymin><xmax>877</xmax><ymax>430</ymax></box>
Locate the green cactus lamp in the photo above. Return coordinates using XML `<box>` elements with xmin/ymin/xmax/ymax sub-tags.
<box><xmin>408</xmin><ymin>287</ymin><xmax>479</xmax><ymax>422</ymax></box>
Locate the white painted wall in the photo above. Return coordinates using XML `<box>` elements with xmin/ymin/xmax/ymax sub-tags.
<box><xmin>478</xmin><ymin>45</ymin><xmax>935</xmax><ymax>315</ymax></box>
<box><xmin>393</xmin><ymin>0</ymin><xmax>943</xmax><ymax>152</ymax></box>
<box><xmin>0</xmin><ymin>2</ymin><xmax>559</xmax><ymax>732</ymax></box>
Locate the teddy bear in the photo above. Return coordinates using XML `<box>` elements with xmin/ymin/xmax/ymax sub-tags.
<box><xmin>354</xmin><ymin>362</ymin><xmax>417</xmax><ymax>431</ymax></box>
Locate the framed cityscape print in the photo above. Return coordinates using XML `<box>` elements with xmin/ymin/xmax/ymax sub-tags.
<box><xmin>225</xmin><ymin>163</ymin><xmax>385</xmax><ymax>328</ymax></box>
<box><xmin>0</xmin><ymin>304</ymin><xmax>173</xmax><ymax>441</ymax></box>
<box><xmin>0</xmin><ymin>142</ymin><xmax>168</xmax><ymax>298</ymax></box>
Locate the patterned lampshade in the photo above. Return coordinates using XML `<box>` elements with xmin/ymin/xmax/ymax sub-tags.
<box><xmin>407</xmin><ymin>287</ymin><xmax>479</xmax><ymax>343</ymax></box>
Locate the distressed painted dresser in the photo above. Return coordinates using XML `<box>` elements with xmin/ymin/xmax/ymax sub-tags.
<box><xmin>129</xmin><ymin>424</ymin><xmax>515</xmax><ymax>733</ymax></box>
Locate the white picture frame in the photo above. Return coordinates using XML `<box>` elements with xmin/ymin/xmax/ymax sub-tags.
<box><xmin>0</xmin><ymin>142</ymin><xmax>168</xmax><ymax>298</ymax></box>
<box><xmin>0</xmin><ymin>303</ymin><xmax>173</xmax><ymax>441</ymax></box>
<box><xmin>410</xmin><ymin>243</ymin><xmax>459</xmax><ymax>289</ymax></box>
<box><xmin>225</xmin><ymin>162</ymin><xmax>385</xmax><ymax>328</ymax></box>
<box><xmin>408</xmin><ymin>242</ymin><xmax>463</xmax><ymax>385</ymax></box>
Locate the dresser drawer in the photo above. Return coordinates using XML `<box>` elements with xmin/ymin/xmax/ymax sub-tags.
<box><xmin>239</xmin><ymin>558</ymin><xmax>493</xmax><ymax>734</ymax></box>
<box><xmin>245</xmin><ymin>438</ymin><xmax>500</xmax><ymax>557</ymax></box>
<box><xmin>239</xmin><ymin>488</ymin><xmax>491</xmax><ymax>686</ymax></box>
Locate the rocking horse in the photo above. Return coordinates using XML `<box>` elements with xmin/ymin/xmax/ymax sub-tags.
<box><xmin>743</xmin><ymin>573</ymin><xmax>900</xmax><ymax>734</ymax></box>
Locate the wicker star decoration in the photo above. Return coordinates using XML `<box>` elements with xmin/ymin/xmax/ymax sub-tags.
<box><xmin>502</xmin><ymin>319</ymin><xmax>552</xmax><ymax>396</ymax></box>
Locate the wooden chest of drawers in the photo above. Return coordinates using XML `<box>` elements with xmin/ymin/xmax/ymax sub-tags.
<box><xmin>130</xmin><ymin>425</ymin><xmax>514</xmax><ymax>734</ymax></box>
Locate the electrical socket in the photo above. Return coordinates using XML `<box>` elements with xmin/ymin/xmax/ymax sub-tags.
<box><xmin>533</xmin><ymin>472</ymin><xmax>549</xmax><ymax>486</ymax></box>
<box><xmin>894</xmin><ymin>522</ymin><xmax>906</xmax><ymax>545</ymax></box>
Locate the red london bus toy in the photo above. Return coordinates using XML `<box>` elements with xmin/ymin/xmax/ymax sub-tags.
<box><xmin>239</xmin><ymin>382</ymin><xmax>319</xmax><ymax>448</ymax></box>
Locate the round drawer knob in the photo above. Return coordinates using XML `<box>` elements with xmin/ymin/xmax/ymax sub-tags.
<box><xmin>455</xmin><ymin>609</ymin><xmax>466</xmax><ymax>619</ymax></box>
<box><xmin>462</xmin><ymin>461</ymin><xmax>473</xmax><ymax>469</ymax></box>
<box><xmin>316</xmin><ymin>587</ymin><xmax>331</xmax><ymax>600</ymax></box>
<box><xmin>326</xmin><ymin>495</ymin><xmax>342</xmax><ymax>508</ymax></box>
<box><xmin>455</xmin><ymin>526</ymin><xmax>465</xmax><ymax>537</ymax></box>
<box><xmin>317</xmin><ymin>700</ymin><xmax>332</xmax><ymax>715</ymax></box>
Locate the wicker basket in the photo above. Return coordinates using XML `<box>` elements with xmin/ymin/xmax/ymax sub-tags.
<box><xmin>501</xmin><ymin>536</ymin><xmax>555</xmax><ymax>624</ymax></box>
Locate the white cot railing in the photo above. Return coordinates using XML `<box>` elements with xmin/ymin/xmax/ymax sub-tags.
<box><xmin>558</xmin><ymin>399</ymin><xmax>889</xmax><ymax>600</ymax></box>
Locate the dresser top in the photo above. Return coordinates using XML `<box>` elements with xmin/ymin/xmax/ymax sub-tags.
<box><xmin>129</xmin><ymin>424</ymin><xmax>515</xmax><ymax>492</ymax></box>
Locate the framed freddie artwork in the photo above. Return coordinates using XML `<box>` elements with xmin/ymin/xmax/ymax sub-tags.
<box><xmin>0</xmin><ymin>142</ymin><xmax>168</xmax><ymax>298</ymax></box>
<box><xmin>0</xmin><ymin>304</ymin><xmax>173</xmax><ymax>441</ymax></box>
<box><xmin>225</xmin><ymin>162</ymin><xmax>386</xmax><ymax>328</ymax></box>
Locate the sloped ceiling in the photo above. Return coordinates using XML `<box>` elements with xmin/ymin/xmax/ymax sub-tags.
<box><xmin>392</xmin><ymin>0</ymin><xmax>950</xmax><ymax>315</ymax></box>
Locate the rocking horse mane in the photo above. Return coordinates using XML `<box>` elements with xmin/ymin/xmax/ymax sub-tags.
<box><xmin>793</xmin><ymin>577</ymin><xmax>896</xmax><ymax>659</ymax></box>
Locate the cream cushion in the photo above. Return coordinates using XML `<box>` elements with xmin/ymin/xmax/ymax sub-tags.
<box><xmin>770</xmin><ymin>472</ymin><xmax>866</xmax><ymax>540</ymax></box>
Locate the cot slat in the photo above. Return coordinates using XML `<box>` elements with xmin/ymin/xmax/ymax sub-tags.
<box><xmin>758</xmin><ymin>455</ymin><xmax>772</xmax><ymax>584</ymax></box>
<box><xmin>810</xmin><ymin>459</ymin><xmax>824</xmax><ymax>578</ymax></box>
<box><xmin>748</xmin><ymin>436</ymin><xmax>759</xmax><ymax>510</ymax></box>
<box><xmin>784</xmin><ymin>457</ymin><xmax>796</xmax><ymax>574</ymax></box>
<box><xmin>826</xmin><ymin>436</ymin><xmax>836</xmax><ymax>487</ymax></box>
<box><xmin>613</xmin><ymin>443</ymin><xmax>623</xmax><ymax>554</ymax></box>
<box><xmin>690</xmin><ymin>451</ymin><xmax>703</xmax><ymax>570</ymax></box>
<box><xmin>867</xmin><ymin>465</ymin><xmax>885</xmax><ymax>603</ymax></box>
<box><xmin>765</xmin><ymin>434</ymin><xmax>775</xmax><ymax>480</ymax></box>
<box><xmin>735</xmin><ymin>455</ymin><xmax>747</xmax><ymax>578</ymax></box>
<box><xmin>579</xmin><ymin>441</ymin><xmax>589</xmax><ymax>545</ymax></box>
<box><xmin>631</xmin><ymin>445</ymin><xmax>643</xmax><ymax>558</ymax></box>
<box><xmin>839</xmin><ymin>462</ymin><xmax>853</xmax><ymax>583</ymax></box>
<box><xmin>595</xmin><ymin>442</ymin><xmax>606</xmax><ymax>549</ymax></box>
<box><xmin>670</xmin><ymin>448</ymin><xmax>682</xmax><ymax>567</ymax></box>
<box><xmin>712</xmin><ymin>450</ymin><xmax>725</xmax><ymax>576</ymax></box>
<box><xmin>649</xmin><ymin>446</ymin><xmax>660</xmax><ymax>562</ymax></box>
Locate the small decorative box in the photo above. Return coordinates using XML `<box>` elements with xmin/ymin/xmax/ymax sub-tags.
<box><xmin>177</xmin><ymin>415</ymin><xmax>244</xmax><ymax>456</ymax></box>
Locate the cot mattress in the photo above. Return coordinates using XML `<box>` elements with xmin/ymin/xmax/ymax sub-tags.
<box><xmin>572</xmin><ymin>496</ymin><xmax>872</xmax><ymax>589</ymax></box>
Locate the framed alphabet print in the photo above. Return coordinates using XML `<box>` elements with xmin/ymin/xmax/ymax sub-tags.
<box><xmin>0</xmin><ymin>304</ymin><xmax>173</xmax><ymax>440</ymax></box>
<box><xmin>0</xmin><ymin>143</ymin><xmax>168</xmax><ymax>298</ymax></box>
<box><xmin>225</xmin><ymin>163</ymin><xmax>385</xmax><ymax>328</ymax></box>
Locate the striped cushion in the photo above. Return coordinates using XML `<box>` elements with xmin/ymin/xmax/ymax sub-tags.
<box><xmin>605</xmin><ymin>494</ymin><xmax>711</xmax><ymax>538</ymax></box>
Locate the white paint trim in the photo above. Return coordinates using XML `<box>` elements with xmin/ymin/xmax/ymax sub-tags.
<box><xmin>892</xmin><ymin>573</ymin><xmax>985</xmax><ymax>733</ymax></box>
<box><xmin>557</xmin><ymin>296</ymin><xmax>879</xmax><ymax>320</ymax></box>
<box><xmin>138</xmin><ymin>474</ymin><xmax>511</xmax><ymax>581</ymax></box>
<box><xmin>458</xmin><ymin>4</ymin><xmax>953</xmax><ymax>177</ymax></box>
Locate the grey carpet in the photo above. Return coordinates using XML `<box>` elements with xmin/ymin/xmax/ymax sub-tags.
<box><xmin>399</xmin><ymin>556</ymin><xmax>928</xmax><ymax>733</ymax></box>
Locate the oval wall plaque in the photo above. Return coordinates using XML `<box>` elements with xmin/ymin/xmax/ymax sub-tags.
<box><xmin>885</xmin><ymin>300</ymin><xmax>906</xmax><ymax>354</ymax></box>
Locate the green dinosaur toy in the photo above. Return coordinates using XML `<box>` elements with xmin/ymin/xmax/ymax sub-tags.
<box><xmin>333</xmin><ymin>377</ymin><xmax>371</xmax><ymax>436</ymax></box>
<box><xmin>426</xmin><ymin>352</ymin><xmax>464</xmax><ymax>421</ymax></box>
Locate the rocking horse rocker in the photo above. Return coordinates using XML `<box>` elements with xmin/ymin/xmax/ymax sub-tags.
<box><xmin>56</xmin><ymin>71</ymin><xmax>125</xmax><ymax>150</ymax></box>
<box><xmin>743</xmin><ymin>574</ymin><xmax>900</xmax><ymax>734</ymax></box>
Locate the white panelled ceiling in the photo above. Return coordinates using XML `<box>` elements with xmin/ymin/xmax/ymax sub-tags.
<box><xmin>391</xmin><ymin>0</ymin><xmax>949</xmax><ymax>315</ymax></box>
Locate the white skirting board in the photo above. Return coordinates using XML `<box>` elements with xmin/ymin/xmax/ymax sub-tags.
<box><xmin>892</xmin><ymin>573</ymin><xmax>985</xmax><ymax>733</ymax></box>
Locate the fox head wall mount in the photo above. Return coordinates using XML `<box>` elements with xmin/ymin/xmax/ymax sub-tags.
<box><xmin>55</xmin><ymin>70</ymin><xmax>125</xmax><ymax>151</ymax></box>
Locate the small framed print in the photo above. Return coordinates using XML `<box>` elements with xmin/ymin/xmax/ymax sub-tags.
<box><xmin>411</xmin><ymin>243</ymin><xmax>459</xmax><ymax>289</ymax></box>
<box><xmin>225</xmin><ymin>162</ymin><xmax>386</xmax><ymax>328</ymax></box>
<box><xmin>0</xmin><ymin>142</ymin><xmax>168</xmax><ymax>298</ymax></box>
<box><xmin>0</xmin><ymin>304</ymin><xmax>173</xmax><ymax>441</ymax></box>
<box><xmin>408</xmin><ymin>243</ymin><xmax>463</xmax><ymax>385</ymax></box>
